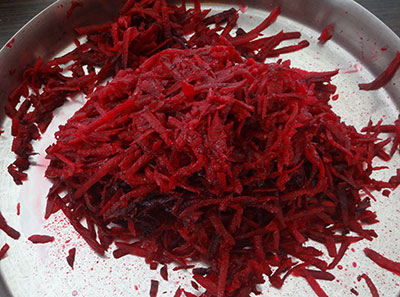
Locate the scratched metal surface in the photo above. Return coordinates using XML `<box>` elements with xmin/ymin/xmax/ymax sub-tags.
<box><xmin>0</xmin><ymin>1</ymin><xmax>400</xmax><ymax>296</ymax></box>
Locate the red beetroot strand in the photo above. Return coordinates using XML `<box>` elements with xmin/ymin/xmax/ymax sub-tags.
<box><xmin>0</xmin><ymin>211</ymin><xmax>21</xmax><ymax>240</ymax></box>
<box><xmin>318</xmin><ymin>24</ymin><xmax>334</xmax><ymax>44</ymax></box>
<box><xmin>42</xmin><ymin>42</ymin><xmax>396</xmax><ymax>296</ymax></box>
<box><xmin>150</xmin><ymin>280</ymin><xmax>159</xmax><ymax>297</ymax></box>
<box><xmin>359</xmin><ymin>51</ymin><xmax>400</xmax><ymax>90</ymax></box>
<box><xmin>67</xmin><ymin>248</ymin><xmax>76</xmax><ymax>269</ymax></box>
<box><xmin>28</xmin><ymin>234</ymin><xmax>55</xmax><ymax>244</ymax></box>
<box><xmin>5</xmin><ymin>0</ymin><xmax>306</xmax><ymax>185</ymax></box>
<box><xmin>357</xmin><ymin>273</ymin><xmax>379</xmax><ymax>297</ymax></box>
<box><xmin>4</xmin><ymin>1</ymin><xmax>400</xmax><ymax>296</ymax></box>
<box><xmin>16</xmin><ymin>203</ymin><xmax>21</xmax><ymax>216</ymax></box>
<box><xmin>364</xmin><ymin>247</ymin><xmax>400</xmax><ymax>276</ymax></box>
<box><xmin>160</xmin><ymin>265</ymin><xmax>168</xmax><ymax>281</ymax></box>
<box><xmin>350</xmin><ymin>288</ymin><xmax>359</xmax><ymax>296</ymax></box>
<box><xmin>0</xmin><ymin>243</ymin><xmax>10</xmax><ymax>260</ymax></box>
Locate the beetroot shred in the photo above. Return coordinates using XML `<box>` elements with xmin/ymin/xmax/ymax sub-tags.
<box><xmin>28</xmin><ymin>234</ymin><xmax>55</xmax><ymax>244</ymax></box>
<box><xmin>318</xmin><ymin>24</ymin><xmax>334</xmax><ymax>44</ymax></box>
<box><xmin>4</xmin><ymin>0</ymin><xmax>400</xmax><ymax>296</ymax></box>
<box><xmin>42</xmin><ymin>42</ymin><xmax>398</xmax><ymax>296</ymax></box>
<box><xmin>0</xmin><ymin>243</ymin><xmax>10</xmax><ymax>260</ymax></box>
<box><xmin>357</xmin><ymin>273</ymin><xmax>380</xmax><ymax>297</ymax></box>
<box><xmin>5</xmin><ymin>0</ymin><xmax>306</xmax><ymax>185</ymax></box>
<box><xmin>0</xmin><ymin>211</ymin><xmax>21</xmax><ymax>240</ymax></box>
<box><xmin>364</xmin><ymin>248</ymin><xmax>400</xmax><ymax>276</ymax></box>
<box><xmin>359</xmin><ymin>51</ymin><xmax>400</xmax><ymax>90</ymax></box>
<box><xmin>67</xmin><ymin>247</ymin><xmax>77</xmax><ymax>269</ymax></box>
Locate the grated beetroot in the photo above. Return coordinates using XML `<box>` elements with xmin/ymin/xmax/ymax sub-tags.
<box><xmin>0</xmin><ymin>211</ymin><xmax>20</xmax><ymax>240</ymax></box>
<box><xmin>364</xmin><ymin>248</ymin><xmax>400</xmax><ymax>276</ymax></box>
<box><xmin>359</xmin><ymin>51</ymin><xmax>400</xmax><ymax>90</ymax></box>
<box><xmin>5</xmin><ymin>0</ymin><xmax>306</xmax><ymax>185</ymax></box>
<box><xmin>4</xmin><ymin>0</ymin><xmax>400</xmax><ymax>296</ymax></box>
<box><xmin>0</xmin><ymin>243</ymin><xmax>10</xmax><ymax>260</ymax></box>
<box><xmin>28</xmin><ymin>234</ymin><xmax>55</xmax><ymax>244</ymax></box>
<box><xmin>174</xmin><ymin>287</ymin><xmax>184</xmax><ymax>297</ymax></box>
<box><xmin>350</xmin><ymin>288</ymin><xmax>359</xmax><ymax>296</ymax></box>
<box><xmin>41</xmin><ymin>41</ymin><xmax>399</xmax><ymax>296</ymax></box>
<box><xmin>67</xmin><ymin>247</ymin><xmax>76</xmax><ymax>269</ymax></box>
<box><xmin>150</xmin><ymin>279</ymin><xmax>159</xmax><ymax>297</ymax></box>
<box><xmin>357</xmin><ymin>273</ymin><xmax>379</xmax><ymax>297</ymax></box>
<box><xmin>318</xmin><ymin>24</ymin><xmax>334</xmax><ymax>44</ymax></box>
<box><xmin>160</xmin><ymin>265</ymin><xmax>168</xmax><ymax>281</ymax></box>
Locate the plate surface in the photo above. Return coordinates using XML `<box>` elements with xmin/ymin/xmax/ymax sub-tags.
<box><xmin>1</xmin><ymin>1</ymin><xmax>400</xmax><ymax>297</ymax></box>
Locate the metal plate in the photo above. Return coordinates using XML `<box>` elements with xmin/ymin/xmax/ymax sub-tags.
<box><xmin>1</xmin><ymin>0</ymin><xmax>400</xmax><ymax>296</ymax></box>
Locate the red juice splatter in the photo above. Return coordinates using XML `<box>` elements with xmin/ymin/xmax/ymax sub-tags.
<box><xmin>344</xmin><ymin>64</ymin><xmax>360</xmax><ymax>74</ymax></box>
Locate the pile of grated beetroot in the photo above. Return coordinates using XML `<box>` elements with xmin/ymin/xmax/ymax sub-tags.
<box><xmin>2</xmin><ymin>0</ymin><xmax>400</xmax><ymax>296</ymax></box>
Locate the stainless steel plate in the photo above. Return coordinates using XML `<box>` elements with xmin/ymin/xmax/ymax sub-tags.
<box><xmin>1</xmin><ymin>1</ymin><xmax>400</xmax><ymax>296</ymax></box>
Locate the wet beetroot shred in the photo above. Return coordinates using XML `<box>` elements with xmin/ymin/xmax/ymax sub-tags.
<box><xmin>150</xmin><ymin>279</ymin><xmax>159</xmax><ymax>297</ymax></box>
<box><xmin>0</xmin><ymin>243</ymin><xmax>10</xmax><ymax>260</ymax></box>
<box><xmin>5</xmin><ymin>0</ymin><xmax>400</xmax><ymax>296</ymax></box>
<box><xmin>357</xmin><ymin>273</ymin><xmax>380</xmax><ymax>297</ymax></box>
<box><xmin>364</xmin><ymin>248</ymin><xmax>400</xmax><ymax>276</ymax></box>
<box><xmin>27</xmin><ymin>234</ymin><xmax>55</xmax><ymax>244</ymax></box>
<box><xmin>358</xmin><ymin>51</ymin><xmax>400</xmax><ymax>91</ymax></box>
<box><xmin>318</xmin><ymin>24</ymin><xmax>334</xmax><ymax>44</ymax></box>
<box><xmin>0</xmin><ymin>211</ymin><xmax>21</xmax><ymax>240</ymax></box>
<box><xmin>4</xmin><ymin>0</ymin><xmax>307</xmax><ymax>185</ymax></box>
<box><xmin>43</xmin><ymin>44</ymin><xmax>397</xmax><ymax>296</ymax></box>
<box><xmin>67</xmin><ymin>247</ymin><xmax>77</xmax><ymax>269</ymax></box>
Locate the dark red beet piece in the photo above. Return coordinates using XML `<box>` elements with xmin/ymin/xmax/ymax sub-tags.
<box><xmin>364</xmin><ymin>248</ymin><xmax>400</xmax><ymax>276</ymax></box>
<box><xmin>173</xmin><ymin>287</ymin><xmax>183</xmax><ymax>297</ymax></box>
<box><xmin>150</xmin><ymin>280</ymin><xmax>159</xmax><ymax>297</ymax></box>
<box><xmin>16</xmin><ymin>203</ymin><xmax>21</xmax><ymax>216</ymax></box>
<box><xmin>191</xmin><ymin>281</ymin><xmax>199</xmax><ymax>290</ymax></box>
<box><xmin>293</xmin><ymin>268</ymin><xmax>329</xmax><ymax>297</ymax></box>
<box><xmin>0</xmin><ymin>211</ymin><xmax>20</xmax><ymax>240</ymax></box>
<box><xmin>357</xmin><ymin>273</ymin><xmax>379</xmax><ymax>297</ymax></box>
<box><xmin>67</xmin><ymin>248</ymin><xmax>76</xmax><ymax>269</ymax></box>
<box><xmin>160</xmin><ymin>265</ymin><xmax>168</xmax><ymax>281</ymax></box>
<box><xmin>28</xmin><ymin>234</ymin><xmax>55</xmax><ymax>244</ymax></box>
<box><xmin>350</xmin><ymin>288</ymin><xmax>359</xmax><ymax>296</ymax></box>
<box><xmin>359</xmin><ymin>51</ymin><xmax>400</xmax><ymax>90</ymax></box>
<box><xmin>318</xmin><ymin>24</ymin><xmax>334</xmax><ymax>44</ymax></box>
<box><xmin>0</xmin><ymin>243</ymin><xmax>10</xmax><ymax>260</ymax></box>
